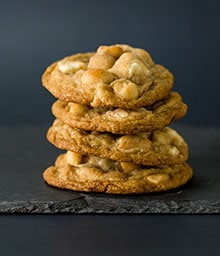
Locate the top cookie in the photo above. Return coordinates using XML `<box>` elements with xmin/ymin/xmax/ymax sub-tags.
<box><xmin>42</xmin><ymin>44</ymin><xmax>174</xmax><ymax>109</ymax></box>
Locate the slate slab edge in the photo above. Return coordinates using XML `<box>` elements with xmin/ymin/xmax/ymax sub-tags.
<box><xmin>1</xmin><ymin>195</ymin><xmax>220</xmax><ymax>214</ymax></box>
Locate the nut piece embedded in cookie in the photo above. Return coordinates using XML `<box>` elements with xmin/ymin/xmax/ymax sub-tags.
<box><xmin>68</xmin><ymin>102</ymin><xmax>87</xmax><ymax>116</ymax></box>
<box><xmin>117</xmin><ymin>134</ymin><xmax>152</xmax><ymax>153</ymax></box>
<box><xmin>88</xmin><ymin>53</ymin><xmax>116</xmax><ymax>69</ymax></box>
<box><xmin>120</xmin><ymin>162</ymin><xmax>140</xmax><ymax>172</ymax></box>
<box><xmin>81</xmin><ymin>69</ymin><xmax>115</xmax><ymax>85</ymax></box>
<box><xmin>65</xmin><ymin>151</ymin><xmax>82</xmax><ymax>165</ymax></box>
<box><xmin>109</xmin><ymin>52</ymin><xmax>153</xmax><ymax>85</ymax></box>
<box><xmin>97</xmin><ymin>45</ymin><xmax>123</xmax><ymax>58</ymax></box>
<box><xmin>146</xmin><ymin>173</ymin><xmax>169</xmax><ymax>184</ymax></box>
<box><xmin>112</xmin><ymin>79</ymin><xmax>139</xmax><ymax>100</ymax></box>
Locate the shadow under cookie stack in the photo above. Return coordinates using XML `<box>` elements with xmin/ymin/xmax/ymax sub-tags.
<box><xmin>42</xmin><ymin>44</ymin><xmax>193</xmax><ymax>194</ymax></box>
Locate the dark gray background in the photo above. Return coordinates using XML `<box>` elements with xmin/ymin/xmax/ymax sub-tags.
<box><xmin>0</xmin><ymin>0</ymin><xmax>219</xmax><ymax>126</ymax></box>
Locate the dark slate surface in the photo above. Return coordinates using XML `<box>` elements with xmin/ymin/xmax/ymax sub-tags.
<box><xmin>0</xmin><ymin>124</ymin><xmax>220</xmax><ymax>214</ymax></box>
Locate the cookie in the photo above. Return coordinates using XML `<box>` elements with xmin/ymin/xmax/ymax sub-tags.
<box><xmin>52</xmin><ymin>92</ymin><xmax>187</xmax><ymax>134</ymax></box>
<box><xmin>43</xmin><ymin>151</ymin><xmax>193</xmax><ymax>194</ymax></box>
<box><xmin>42</xmin><ymin>44</ymin><xmax>173</xmax><ymax>109</ymax></box>
<box><xmin>47</xmin><ymin>119</ymin><xmax>188</xmax><ymax>165</ymax></box>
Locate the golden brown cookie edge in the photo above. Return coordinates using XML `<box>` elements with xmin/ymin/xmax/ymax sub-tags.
<box><xmin>51</xmin><ymin>92</ymin><xmax>187</xmax><ymax>134</ymax></box>
<box><xmin>43</xmin><ymin>161</ymin><xmax>193</xmax><ymax>194</ymax></box>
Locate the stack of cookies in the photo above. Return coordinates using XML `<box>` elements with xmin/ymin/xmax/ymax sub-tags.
<box><xmin>42</xmin><ymin>44</ymin><xmax>193</xmax><ymax>194</ymax></box>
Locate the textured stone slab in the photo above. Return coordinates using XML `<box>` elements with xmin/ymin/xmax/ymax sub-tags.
<box><xmin>1</xmin><ymin>197</ymin><xmax>220</xmax><ymax>214</ymax></box>
<box><xmin>0</xmin><ymin>124</ymin><xmax>220</xmax><ymax>214</ymax></box>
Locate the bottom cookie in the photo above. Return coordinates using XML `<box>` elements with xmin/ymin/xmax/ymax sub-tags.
<box><xmin>43</xmin><ymin>151</ymin><xmax>193</xmax><ymax>194</ymax></box>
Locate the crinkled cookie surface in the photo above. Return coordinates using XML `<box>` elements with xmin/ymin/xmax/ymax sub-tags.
<box><xmin>52</xmin><ymin>92</ymin><xmax>187</xmax><ymax>134</ymax></box>
<box><xmin>47</xmin><ymin>119</ymin><xmax>188</xmax><ymax>166</ymax></box>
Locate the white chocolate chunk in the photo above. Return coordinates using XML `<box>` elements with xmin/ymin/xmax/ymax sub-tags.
<box><xmin>87</xmin><ymin>156</ymin><xmax>114</xmax><ymax>171</ymax></box>
<box><xmin>168</xmin><ymin>146</ymin><xmax>180</xmax><ymax>156</ymax></box>
<box><xmin>153</xmin><ymin>131</ymin><xmax>171</xmax><ymax>144</ymax></box>
<box><xmin>58</xmin><ymin>60</ymin><xmax>86</xmax><ymax>74</ymax></box>
<box><xmin>98</xmin><ymin>158</ymin><xmax>114</xmax><ymax>171</ymax></box>
<box><xmin>107</xmin><ymin>108</ymin><xmax>129</xmax><ymax>118</ymax></box>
